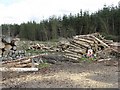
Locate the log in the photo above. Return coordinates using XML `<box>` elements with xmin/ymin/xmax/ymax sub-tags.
<box><xmin>64</xmin><ymin>50</ymin><xmax>83</xmax><ymax>56</ymax></box>
<box><xmin>11</xmin><ymin>38</ymin><xmax>20</xmax><ymax>46</ymax></box>
<box><xmin>14</xmin><ymin>63</ymin><xmax>33</xmax><ymax>68</ymax></box>
<box><xmin>2</xmin><ymin>36</ymin><xmax>12</xmax><ymax>44</ymax></box>
<box><xmin>98</xmin><ymin>58</ymin><xmax>111</xmax><ymax>62</ymax></box>
<box><xmin>71</xmin><ymin>39</ymin><xmax>91</xmax><ymax>48</ymax></box>
<box><xmin>0</xmin><ymin>41</ymin><xmax>5</xmax><ymax>49</ymax></box>
<box><xmin>64</xmin><ymin>53</ymin><xmax>82</xmax><ymax>59</ymax></box>
<box><xmin>63</xmin><ymin>55</ymin><xmax>81</xmax><ymax>63</ymax></box>
<box><xmin>4</xmin><ymin>44</ymin><xmax>12</xmax><ymax>51</ymax></box>
<box><xmin>42</xmin><ymin>46</ymin><xmax>50</xmax><ymax>50</ymax></box>
<box><xmin>91</xmin><ymin>35</ymin><xmax>110</xmax><ymax>48</ymax></box>
<box><xmin>11</xmin><ymin>40</ymin><xmax>19</xmax><ymax>46</ymax></box>
<box><xmin>73</xmin><ymin>33</ymin><xmax>100</xmax><ymax>38</ymax></box>
<box><xmin>68</xmin><ymin>44</ymin><xmax>85</xmax><ymax>50</ymax></box>
<box><xmin>73</xmin><ymin>33</ymin><xmax>103</xmax><ymax>44</ymax></box>
<box><xmin>16</xmin><ymin>59</ymin><xmax>31</xmax><ymax>65</ymax></box>
<box><xmin>12</xmin><ymin>38</ymin><xmax>20</xmax><ymax>41</ymax></box>
<box><xmin>73</xmin><ymin>38</ymin><xmax>95</xmax><ymax>48</ymax></box>
<box><xmin>3</xmin><ymin>62</ymin><xmax>33</xmax><ymax>68</ymax></box>
<box><xmin>12</xmin><ymin>46</ymin><xmax>17</xmax><ymax>51</ymax></box>
<box><xmin>73</xmin><ymin>37</ymin><xmax>94</xmax><ymax>44</ymax></box>
<box><xmin>2</xmin><ymin>50</ymin><xmax>9</xmax><ymax>56</ymax></box>
<box><xmin>94</xmin><ymin>43</ymin><xmax>98</xmax><ymax>52</ymax></box>
<box><xmin>65</xmin><ymin>48</ymin><xmax>86</xmax><ymax>55</ymax></box>
<box><xmin>2</xmin><ymin>54</ymin><xmax>46</xmax><ymax>64</ymax></box>
<box><xmin>70</xmin><ymin>41</ymin><xmax>87</xmax><ymax>49</ymax></box>
<box><xmin>78</xmin><ymin>36</ymin><xmax>95</xmax><ymax>41</ymax></box>
<box><xmin>103</xmin><ymin>40</ymin><xmax>113</xmax><ymax>44</ymax></box>
<box><xmin>97</xmin><ymin>34</ymin><xmax>105</xmax><ymax>40</ymax></box>
<box><xmin>0</xmin><ymin>67</ymin><xmax>38</xmax><ymax>71</ymax></box>
<box><xmin>3</xmin><ymin>59</ymin><xmax>32</xmax><ymax>66</ymax></box>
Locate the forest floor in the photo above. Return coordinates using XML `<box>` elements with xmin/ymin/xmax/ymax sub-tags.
<box><xmin>1</xmin><ymin>58</ymin><xmax>119</xmax><ymax>88</ymax></box>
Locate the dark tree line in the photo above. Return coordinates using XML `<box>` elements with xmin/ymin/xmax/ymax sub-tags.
<box><xmin>1</xmin><ymin>5</ymin><xmax>120</xmax><ymax>41</ymax></box>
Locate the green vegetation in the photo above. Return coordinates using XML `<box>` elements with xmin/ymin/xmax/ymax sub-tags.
<box><xmin>37</xmin><ymin>63</ymin><xmax>50</xmax><ymax>69</ymax></box>
<box><xmin>80</xmin><ymin>56</ymin><xmax>96</xmax><ymax>62</ymax></box>
<box><xmin>2</xmin><ymin>4</ymin><xmax>120</xmax><ymax>41</ymax></box>
<box><xmin>26</xmin><ymin>49</ymin><xmax>48</xmax><ymax>54</ymax></box>
<box><xmin>102</xmin><ymin>34</ymin><xmax>119</xmax><ymax>41</ymax></box>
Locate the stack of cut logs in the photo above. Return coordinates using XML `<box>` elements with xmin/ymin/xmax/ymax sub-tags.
<box><xmin>0</xmin><ymin>36</ymin><xmax>21</xmax><ymax>59</ymax></box>
<box><xmin>58</xmin><ymin>33</ymin><xmax>116</xmax><ymax>60</ymax></box>
<box><xmin>2</xmin><ymin>54</ymin><xmax>45</xmax><ymax>68</ymax></box>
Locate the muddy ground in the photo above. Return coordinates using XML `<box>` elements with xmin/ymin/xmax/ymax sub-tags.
<box><xmin>1</xmin><ymin>58</ymin><xmax>119</xmax><ymax>88</ymax></box>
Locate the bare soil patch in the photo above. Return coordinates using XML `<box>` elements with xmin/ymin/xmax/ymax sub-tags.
<box><xmin>1</xmin><ymin>59</ymin><xmax>119</xmax><ymax>88</ymax></box>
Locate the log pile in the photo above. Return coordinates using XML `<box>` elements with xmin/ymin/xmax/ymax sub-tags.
<box><xmin>1</xmin><ymin>33</ymin><xmax>119</xmax><ymax>70</ymax></box>
<box><xmin>58</xmin><ymin>33</ymin><xmax>119</xmax><ymax>60</ymax></box>
<box><xmin>29</xmin><ymin>43</ymin><xmax>50</xmax><ymax>51</ymax></box>
<box><xmin>2</xmin><ymin>54</ymin><xmax>46</xmax><ymax>68</ymax></box>
<box><xmin>1</xmin><ymin>54</ymin><xmax>47</xmax><ymax>71</ymax></box>
<box><xmin>0</xmin><ymin>36</ymin><xmax>21</xmax><ymax>59</ymax></box>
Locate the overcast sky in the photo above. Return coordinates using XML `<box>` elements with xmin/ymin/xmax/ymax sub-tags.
<box><xmin>0</xmin><ymin>0</ymin><xmax>119</xmax><ymax>25</ymax></box>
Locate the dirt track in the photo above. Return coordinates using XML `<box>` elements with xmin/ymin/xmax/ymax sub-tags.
<box><xmin>1</xmin><ymin>59</ymin><xmax>119</xmax><ymax>88</ymax></box>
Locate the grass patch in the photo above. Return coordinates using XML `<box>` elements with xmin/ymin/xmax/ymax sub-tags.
<box><xmin>37</xmin><ymin>63</ymin><xmax>50</xmax><ymax>69</ymax></box>
<box><xmin>79</xmin><ymin>57</ymin><xmax>96</xmax><ymax>63</ymax></box>
<box><xmin>26</xmin><ymin>49</ymin><xmax>48</xmax><ymax>54</ymax></box>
